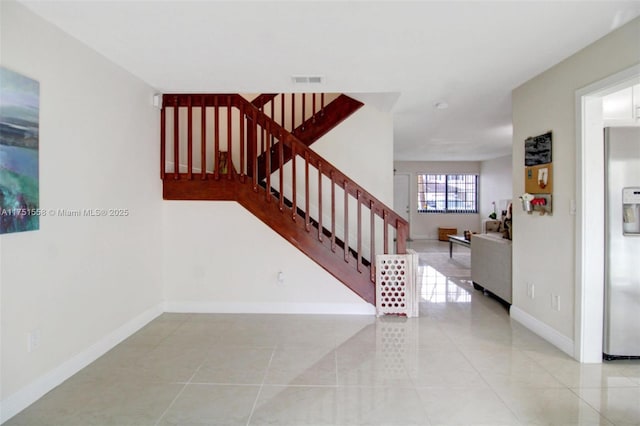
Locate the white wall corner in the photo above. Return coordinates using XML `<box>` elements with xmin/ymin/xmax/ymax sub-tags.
<box><xmin>510</xmin><ymin>305</ymin><xmax>574</xmax><ymax>357</ymax></box>
<box><xmin>0</xmin><ymin>304</ymin><xmax>164</xmax><ymax>424</ymax></box>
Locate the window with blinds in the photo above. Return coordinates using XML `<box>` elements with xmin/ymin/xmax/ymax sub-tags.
<box><xmin>417</xmin><ymin>174</ymin><xmax>478</xmax><ymax>213</ymax></box>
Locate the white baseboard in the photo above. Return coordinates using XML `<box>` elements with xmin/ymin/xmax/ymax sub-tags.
<box><xmin>164</xmin><ymin>301</ymin><xmax>375</xmax><ymax>315</ymax></box>
<box><xmin>0</xmin><ymin>304</ymin><xmax>163</xmax><ymax>424</ymax></box>
<box><xmin>510</xmin><ymin>305</ymin><xmax>575</xmax><ymax>357</ymax></box>
<box><xmin>0</xmin><ymin>300</ymin><xmax>372</xmax><ymax>424</ymax></box>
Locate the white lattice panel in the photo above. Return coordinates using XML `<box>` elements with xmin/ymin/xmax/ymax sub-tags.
<box><xmin>375</xmin><ymin>250</ymin><xmax>418</xmax><ymax>317</ymax></box>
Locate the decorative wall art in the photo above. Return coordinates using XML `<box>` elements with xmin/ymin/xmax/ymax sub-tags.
<box><xmin>523</xmin><ymin>131</ymin><xmax>552</xmax><ymax>215</ymax></box>
<box><xmin>0</xmin><ymin>67</ymin><xmax>40</xmax><ymax>234</ymax></box>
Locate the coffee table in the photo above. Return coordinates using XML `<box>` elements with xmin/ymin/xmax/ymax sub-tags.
<box><xmin>448</xmin><ymin>235</ymin><xmax>470</xmax><ymax>258</ymax></box>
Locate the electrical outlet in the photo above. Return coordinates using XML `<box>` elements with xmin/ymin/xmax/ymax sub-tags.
<box><xmin>27</xmin><ymin>329</ymin><xmax>41</xmax><ymax>353</ymax></box>
<box><xmin>277</xmin><ymin>270</ymin><xmax>285</xmax><ymax>285</ymax></box>
<box><xmin>526</xmin><ymin>282</ymin><xmax>535</xmax><ymax>299</ymax></box>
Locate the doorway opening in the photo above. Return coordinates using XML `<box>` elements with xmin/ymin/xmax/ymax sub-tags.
<box><xmin>575</xmin><ymin>64</ymin><xmax>640</xmax><ymax>363</ymax></box>
<box><xmin>394</xmin><ymin>172</ymin><xmax>411</xmax><ymax>236</ymax></box>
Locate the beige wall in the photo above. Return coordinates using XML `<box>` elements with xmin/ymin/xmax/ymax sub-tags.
<box><xmin>479</xmin><ymin>155</ymin><xmax>513</xmax><ymax>219</ymax></box>
<box><xmin>394</xmin><ymin>161</ymin><xmax>481</xmax><ymax>239</ymax></box>
<box><xmin>0</xmin><ymin>0</ymin><xmax>162</xmax><ymax>415</ymax></box>
<box><xmin>512</xmin><ymin>17</ymin><xmax>640</xmax><ymax>343</ymax></box>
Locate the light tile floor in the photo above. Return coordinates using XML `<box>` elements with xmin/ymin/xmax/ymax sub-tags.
<box><xmin>6</xmin><ymin>240</ymin><xmax>640</xmax><ymax>425</ymax></box>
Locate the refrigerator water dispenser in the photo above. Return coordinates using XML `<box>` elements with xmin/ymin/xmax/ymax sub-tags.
<box><xmin>622</xmin><ymin>187</ymin><xmax>640</xmax><ymax>235</ymax></box>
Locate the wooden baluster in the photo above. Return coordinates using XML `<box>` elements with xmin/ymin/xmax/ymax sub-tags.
<box><xmin>226</xmin><ymin>95</ymin><xmax>232</xmax><ymax>179</ymax></box>
<box><xmin>265</xmin><ymin>120</ymin><xmax>271</xmax><ymax>202</ymax></box>
<box><xmin>173</xmin><ymin>100</ymin><xmax>179</xmax><ymax>180</ymax></box>
<box><xmin>252</xmin><ymin>110</ymin><xmax>258</xmax><ymax>191</ymax></box>
<box><xmin>357</xmin><ymin>190</ymin><xmax>362</xmax><ymax>272</ymax></box>
<box><xmin>321</xmin><ymin>93</ymin><xmax>325</xmax><ymax>113</ymax></box>
<box><xmin>160</xmin><ymin>104</ymin><xmax>165</xmax><ymax>179</ymax></box>
<box><xmin>187</xmin><ymin>96</ymin><xmax>193</xmax><ymax>180</ymax></box>
<box><xmin>344</xmin><ymin>181</ymin><xmax>349</xmax><ymax>262</ymax></box>
<box><xmin>317</xmin><ymin>163</ymin><xmax>323</xmax><ymax>241</ymax></box>
<box><xmin>271</xmin><ymin>97</ymin><xmax>275</xmax><ymax>123</ymax></box>
<box><xmin>291</xmin><ymin>142</ymin><xmax>297</xmax><ymax>221</ymax></box>
<box><xmin>370</xmin><ymin>201</ymin><xmax>376</xmax><ymax>282</ymax></box>
<box><xmin>304</xmin><ymin>150</ymin><xmax>310</xmax><ymax>231</ymax></box>
<box><xmin>278</xmin><ymin>131</ymin><xmax>284</xmax><ymax>211</ymax></box>
<box><xmin>331</xmin><ymin>171</ymin><xmax>336</xmax><ymax>252</ymax></box>
<box><xmin>281</xmin><ymin>93</ymin><xmax>285</xmax><ymax>130</ymax></box>
<box><xmin>302</xmin><ymin>93</ymin><xmax>306</xmax><ymax>128</ymax></box>
<box><xmin>312</xmin><ymin>93</ymin><xmax>317</xmax><ymax>122</ymax></box>
<box><xmin>214</xmin><ymin>96</ymin><xmax>220</xmax><ymax>180</ymax></box>
<box><xmin>239</xmin><ymin>103</ymin><xmax>245</xmax><ymax>182</ymax></box>
<box><xmin>291</xmin><ymin>94</ymin><xmax>296</xmax><ymax>131</ymax></box>
<box><xmin>201</xmin><ymin>98</ymin><xmax>206</xmax><ymax>179</ymax></box>
<box><xmin>383</xmin><ymin>209</ymin><xmax>389</xmax><ymax>254</ymax></box>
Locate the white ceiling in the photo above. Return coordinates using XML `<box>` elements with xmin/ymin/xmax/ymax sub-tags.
<box><xmin>19</xmin><ymin>1</ymin><xmax>640</xmax><ymax>161</ymax></box>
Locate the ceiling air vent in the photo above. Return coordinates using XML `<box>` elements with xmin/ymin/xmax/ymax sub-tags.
<box><xmin>292</xmin><ymin>75</ymin><xmax>324</xmax><ymax>84</ymax></box>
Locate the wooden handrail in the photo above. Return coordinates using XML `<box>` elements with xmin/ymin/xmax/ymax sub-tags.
<box><xmin>161</xmin><ymin>94</ymin><xmax>407</xmax><ymax>230</ymax></box>
<box><xmin>160</xmin><ymin>92</ymin><xmax>409</xmax><ymax>302</ymax></box>
<box><xmin>251</xmin><ymin>93</ymin><xmax>278</xmax><ymax>109</ymax></box>
<box><xmin>233</xmin><ymin>95</ymin><xmax>408</xmax><ymax>254</ymax></box>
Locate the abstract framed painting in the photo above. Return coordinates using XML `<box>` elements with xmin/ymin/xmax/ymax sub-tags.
<box><xmin>0</xmin><ymin>67</ymin><xmax>40</xmax><ymax>234</ymax></box>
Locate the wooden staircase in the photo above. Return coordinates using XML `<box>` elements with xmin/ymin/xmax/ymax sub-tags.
<box><xmin>160</xmin><ymin>93</ymin><xmax>408</xmax><ymax>304</ymax></box>
<box><xmin>256</xmin><ymin>94</ymin><xmax>364</xmax><ymax>180</ymax></box>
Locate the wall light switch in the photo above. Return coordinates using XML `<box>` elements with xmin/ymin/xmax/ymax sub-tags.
<box><xmin>27</xmin><ymin>329</ymin><xmax>41</xmax><ymax>353</ymax></box>
<box><xmin>527</xmin><ymin>282</ymin><xmax>535</xmax><ymax>299</ymax></box>
<box><xmin>551</xmin><ymin>294</ymin><xmax>560</xmax><ymax>311</ymax></box>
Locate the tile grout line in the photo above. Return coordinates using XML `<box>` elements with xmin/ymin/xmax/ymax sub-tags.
<box><xmin>450</xmin><ymin>333</ymin><xmax>525</xmax><ymax>424</ymax></box>
<box><xmin>566</xmin><ymin>387</ymin><xmax>618</xmax><ymax>425</ymax></box>
<box><xmin>245</xmin><ymin>346</ymin><xmax>277</xmax><ymax>426</ymax></box>
<box><xmin>153</xmin><ymin>362</ymin><xmax>204</xmax><ymax>426</ymax></box>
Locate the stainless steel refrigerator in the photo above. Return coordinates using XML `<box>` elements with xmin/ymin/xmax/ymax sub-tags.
<box><xmin>603</xmin><ymin>127</ymin><xmax>640</xmax><ymax>360</ymax></box>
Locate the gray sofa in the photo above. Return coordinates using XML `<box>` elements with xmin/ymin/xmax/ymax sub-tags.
<box><xmin>470</xmin><ymin>233</ymin><xmax>512</xmax><ymax>307</ymax></box>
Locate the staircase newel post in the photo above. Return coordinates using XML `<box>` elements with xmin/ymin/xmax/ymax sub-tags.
<box><xmin>396</xmin><ymin>221</ymin><xmax>408</xmax><ymax>255</ymax></box>
<box><xmin>383</xmin><ymin>209</ymin><xmax>389</xmax><ymax>254</ymax></box>
<box><xmin>370</xmin><ymin>200</ymin><xmax>376</xmax><ymax>282</ymax></box>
